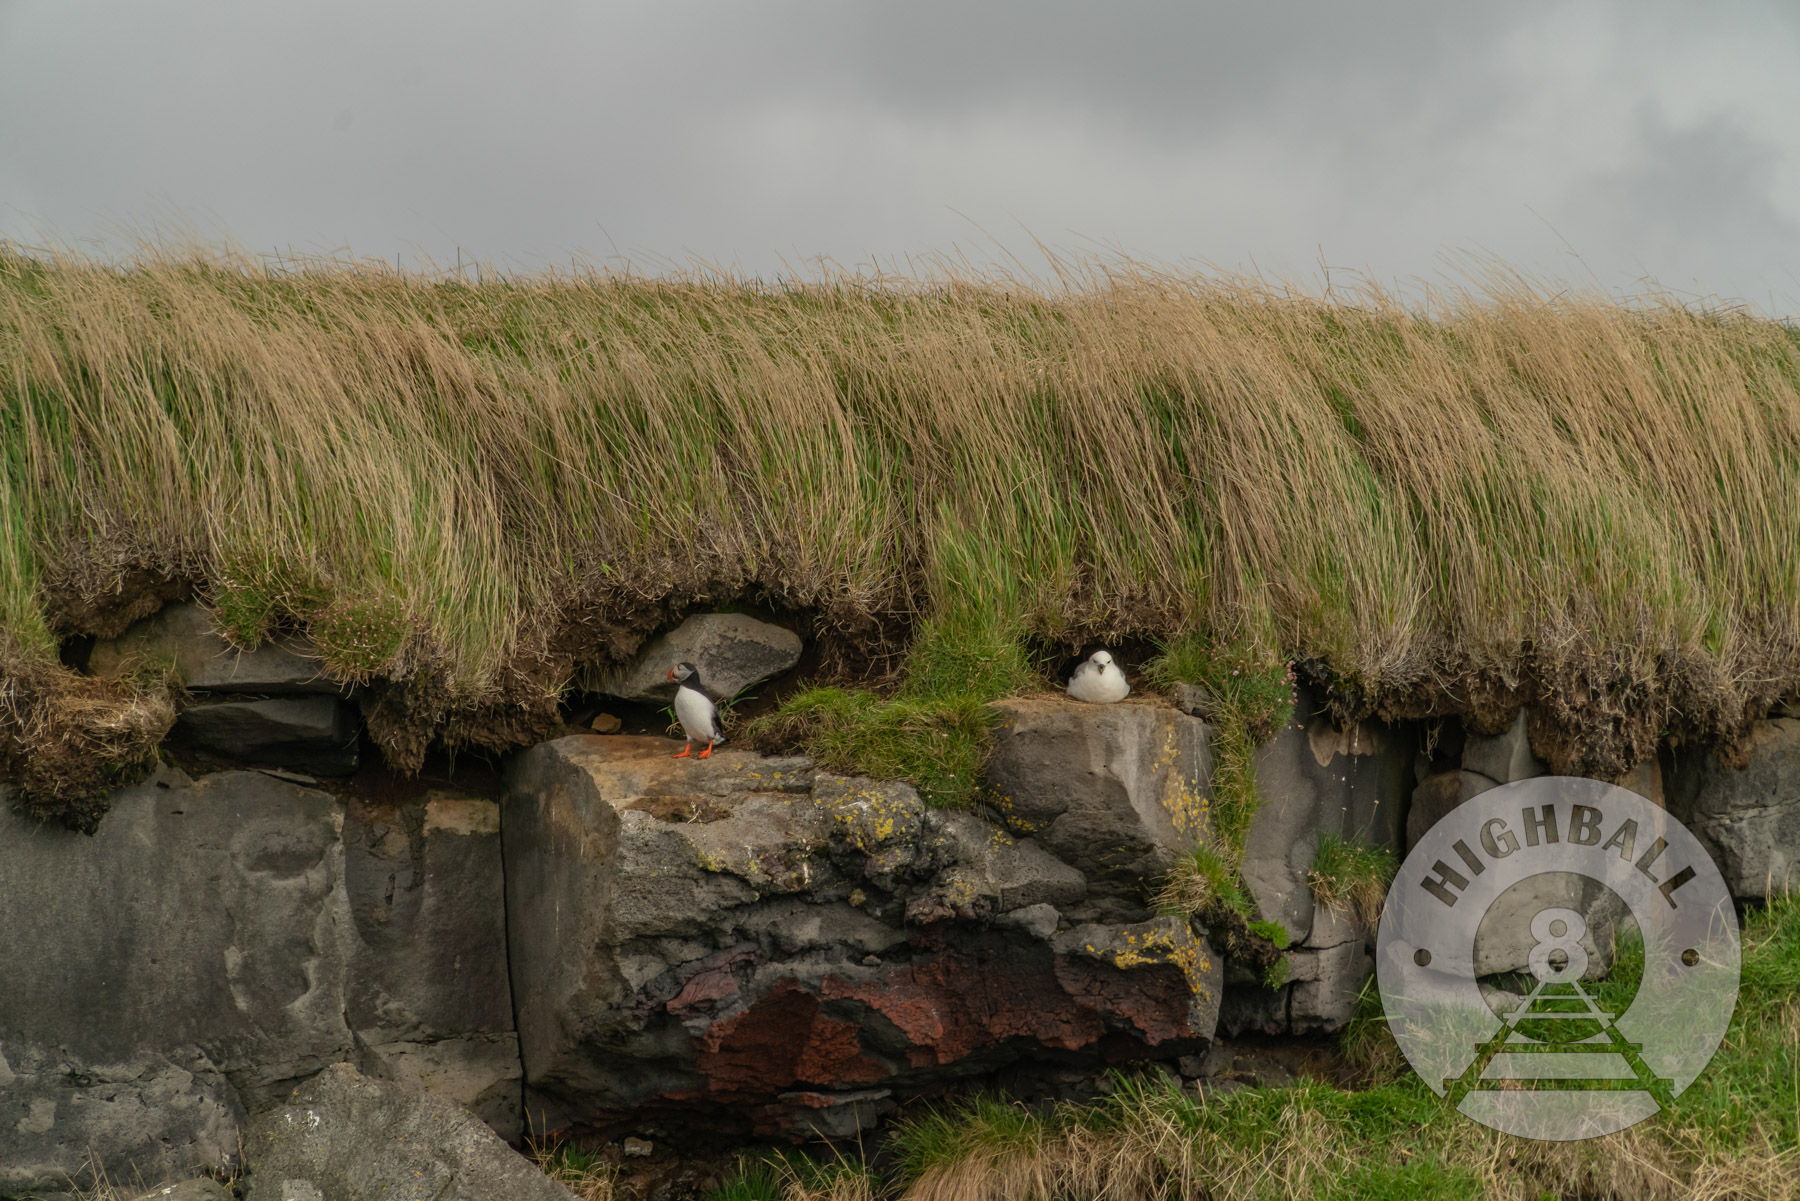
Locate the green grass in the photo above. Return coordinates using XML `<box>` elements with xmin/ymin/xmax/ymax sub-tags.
<box><xmin>743</xmin><ymin>615</ymin><xmax>1036</xmax><ymax>807</ymax></box>
<box><xmin>1152</xmin><ymin>842</ymin><xmax>1252</xmax><ymax>918</ymax></box>
<box><xmin>6</xmin><ymin>245</ymin><xmax>1800</xmax><ymax>820</ymax></box>
<box><xmin>1308</xmin><ymin>832</ymin><xmax>1399</xmax><ymax>930</ymax></box>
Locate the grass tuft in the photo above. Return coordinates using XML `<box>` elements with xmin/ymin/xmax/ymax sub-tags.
<box><xmin>1151</xmin><ymin>843</ymin><xmax>1250</xmax><ymax>919</ymax></box>
<box><xmin>1307</xmin><ymin>831</ymin><xmax>1398</xmax><ymax>931</ymax></box>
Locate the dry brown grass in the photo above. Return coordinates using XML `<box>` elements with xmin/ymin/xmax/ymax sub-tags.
<box><xmin>525</xmin><ymin>1139</ymin><xmax>620</xmax><ymax>1201</ymax></box>
<box><xmin>4</xmin><ymin>244</ymin><xmax>1799</xmax><ymax>814</ymax></box>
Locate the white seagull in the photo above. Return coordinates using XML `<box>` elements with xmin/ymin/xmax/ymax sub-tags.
<box><xmin>667</xmin><ymin>661</ymin><xmax>726</xmax><ymax>759</ymax></box>
<box><xmin>1067</xmin><ymin>650</ymin><xmax>1130</xmax><ymax>704</ymax></box>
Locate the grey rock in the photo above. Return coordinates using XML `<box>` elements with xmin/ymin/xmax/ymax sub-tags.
<box><xmin>1219</xmin><ymin>942</ymin><xmax>1373</xmax><ymax>1037</ymax></box>
<box><xmin>1404</xmin><ymin>769</ymin><xmax>1500</xmax><ymax>849</ymax></box>
<box><xmin>996</xmin><ymin>903</ymin><xmax>1061</xmax><ymax>941</ymax></box>
<box><xmin>355</xmin><ymin>1036</ymin><xmax>521</xmax><ymax>1140</ymax></box>
<box><xmin>1614</xmin><ymin>756</ymin><xmax>1665</xmax><ymax>808</ymax></box>
<box><xmin>128</xmin><ymin>1181</ymin><xmax>233</xmax><ymax>1201</ymax></box>
<box><xmin>1218</xmin><ymin>985</ymin><xmax>1289</xmax><ymax>1037</ymax></box>
<box><xmin>1286</xmin><ymin>942</ymin><xmax>1372</xmax><ymax>1033</ymax></box>
<box><xmin>0</xmin><ymin>767</ymin><xmax>350</xmax><ymax>1195</ymax></box>
<box><xmin>815</xmin><ymin>774</ymin><xmax>927</xmax><ymax>886</ymax></box>
<box><xmin>912</xmin><ymin>810</ymin><xmax>1086</xmax><ymax>920</ymax></box>
<box><xmin>1242</xmin><ymin>686</ymin><xmax>1413</xmax><ymax>946</ymax></box>
<box><xmin>88</xmin><ymin>601</ymin><xmax>342</xmax><ymax>694</ymax></box>
<box><xmin>0</xmin><ymin>769</ymin><xmax>520</xmax><ymax>1194</ymax></box>
<box><xmin>242</xmin><ymin>1064</ymin><xmax>574</xmax><ymax>1201</ymax></box>
<box><xmin>591</xmin><ymin>613</ymin><xmax>803</xmax><ymax>703</ymax></box>
<box><xmin>1667</xmin><ymin>718</ymin><xmax>1800</xmax><ymax>900</ymax></box>
<box><xmin>779</xmin><ymin>1090</ymin><xmax>894</xmax><ymax>1140</ymax></box>
<box><xmin>342</xmin><ymin>791</ymin><xmax>520</xmax><ymax>1137</ymax></box>
<box><xmin>982</xmin><ymin>698</ymin><xmax>1211</xmax><ymax>905</ymax></box>
<box><xmin>172</xmin><ymin>696</ymin><xmax>359</xmax><ymax>776</ymax></box>
<box><xmin>1461</xmin><ymin>711</ymin><xmax>1547</xmax><ymax>785</ymax></box>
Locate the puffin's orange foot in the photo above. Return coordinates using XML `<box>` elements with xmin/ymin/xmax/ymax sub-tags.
<box><xmin>673</xmin><ymin>744</ymin><xmax>693</xmax><ymax>759</ymax></box>
<box><xmin>698</xmin><ymin>741</ymin><xmax>715</xmax><ymax>760</ymax></box>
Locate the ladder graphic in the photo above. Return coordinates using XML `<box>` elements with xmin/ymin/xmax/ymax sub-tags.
<box><xmin>1443</xmin><ymin>978</ymin><xmax>1675</xmax><ymax>1109</ymax></box>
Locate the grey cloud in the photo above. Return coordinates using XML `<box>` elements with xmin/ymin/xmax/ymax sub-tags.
<box><xmin>0</xmin><ymin>1</ymin><xmax>1794</xmax><ymax>311</ymax></box>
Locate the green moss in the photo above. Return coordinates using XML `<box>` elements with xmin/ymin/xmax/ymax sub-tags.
<box><xmin>744</xmin><ymin>686</ymin><xmax>997</xmax><ymax>809</ymax></box>
<box><xmin>1248</xmin><ymin>919</ymin><xmax>1292</xmax><ymax>950</ymax></box>
<box><xmin>744</xmin><ymin>605</ymin><xmax>1035</xmax><ymax>808</ymax></box>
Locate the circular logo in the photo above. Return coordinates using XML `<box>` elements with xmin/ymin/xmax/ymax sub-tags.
<box><xmin>1376</xmin><ymin>777</ymin><xmax>1740</xmax><ymax>1141</ymax></box>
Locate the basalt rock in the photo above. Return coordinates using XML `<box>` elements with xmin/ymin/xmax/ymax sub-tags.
<box><xmin>1219</xmin><ymin>688</ymin><xmax>1413</xmax><ymax>1035</ymax></box>
<box><xmin>171</xmin><ymin>696</ymin><xmax>361</xmax><ymax>776</ymax></box>
<box><xmin>242</xmin><ymin>1064</ymin><xmax>572</xmax><ymax>1201</ymax></box>
<box><xmin>0</xmin><ymin>769</ymin><xmax>517</xmax><ymax>1196</ymax></box>
<box><xmin>501</xmin><ymin>735</ymin><xmax>1223</xmax><ymax>1141</ymax></box>
<box><xmin>1242</xmin><ymin>687</ymin><xmax>1412</xmax><ymax>948</ymax></box>
<box><xmin>1405</xmin><ymin>769</ymin><xmax>1500</xmax><ymax>849</ymax></box>
<box><xmin>592</xmin><ymin>613</ymin><xmax>803</xmax><ymax>704</ymax></box>
<box><xmin>1668</xmin><ymin>717</ymin><xmax>1800</xmax><ymax>900</ymax></box>
<box><xmin>981</xmin><ymin>698</ymin><xmax>1212</xmax><ymax>918</ymax></box>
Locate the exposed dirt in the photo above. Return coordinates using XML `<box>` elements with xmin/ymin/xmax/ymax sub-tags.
<box><xmin>0</xmin><ymin>655</ymin><xmax>174</xmax><ymax>832</ymax></box>
<box><xmin>40</xmin><ymin>557</ymin><xmax>196</xmax><ymax>640</ymax></box>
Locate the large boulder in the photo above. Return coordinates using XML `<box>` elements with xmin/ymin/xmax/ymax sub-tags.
<box><xmin>242</xmin><ymin>1064</ymin><xmax>572</xmax><ymax>1201</ymax></box>
<box><xmin>171</xmin><ymin>697</ymin><xmax>360</xmax><ymax>776</ymax></box>
<box><xmin>502</xmin><ymin>735</ymin><xmax>1222</xmax><ymax>1141</ymax></box>
<box><xmin>0</xmin><ymin>769</ymin><xmax>517</xmax><ymax>1196</ymax></box>
<box><xmin>981</xmin><ymin>698</ymin><xmax>1212</xmax><ymax>917</ymax></box>
<box><xmin>591</xmin><ymin>613</ymin><xmax>803</xmax><ymax>703</ymax></box>
<box><xmin>87</xmin><ymin>602</ymin><xmax>343</xmax><ymax>694</ymax></box>
<box><xmin>1668</xmin><ymin>717</ymin><xmax>1800</xmax><ymax>900</ymax></box>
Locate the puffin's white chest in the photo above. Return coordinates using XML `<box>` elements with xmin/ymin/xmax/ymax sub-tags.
<box><xmin>1068</xmin><ymin>662</ymin><xmax>1130</xmax><ymax>704</ymax></box>
<box><xmin>674</xmin><ymin>684</ymin><xmax>722</xmax><ymax>743</ymax></box>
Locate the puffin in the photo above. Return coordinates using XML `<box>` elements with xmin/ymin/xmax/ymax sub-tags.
<box><xmin>667</xmin><ymin>661</ymin><xmax>726</xmax><ymax>759</ymax></box>
<box><xmin>1066</xmin><ymin>649</ymin><xmax>1130</xmax><ymax>704</ymax></box>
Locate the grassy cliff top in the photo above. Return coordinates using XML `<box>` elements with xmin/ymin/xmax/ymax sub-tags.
<box><xmin>3</xmin><ymin>247</ymin><xmax>1799</xmax><ymax>818</ymax></box>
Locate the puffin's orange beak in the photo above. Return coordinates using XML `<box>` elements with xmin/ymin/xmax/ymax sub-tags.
<box><xmin>666</xmin><ymin>667</ymin><xmax>677</xmax><ymax>682</ymax></box>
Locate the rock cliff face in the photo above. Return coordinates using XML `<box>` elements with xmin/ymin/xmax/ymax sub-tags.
<box><xmin>0</xmin><ymin>767</ymin><xmax>517</xmax><ymax>1198</ymax></box>
<box><xmin>7</xmin><ymin>613</ymin><xmax>1800</xmax><ymax>1196</ymax></box>
<box><xmin>502</xmin><ymin>732</ymin><xmax>1221</xmax><ymax>1141</ymax></box>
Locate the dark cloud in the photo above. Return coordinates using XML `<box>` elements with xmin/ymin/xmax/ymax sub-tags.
<box><xmin>0</xmin><ymin>1</ymin><xmax>1794</xmax><ymax>310</ymax></box>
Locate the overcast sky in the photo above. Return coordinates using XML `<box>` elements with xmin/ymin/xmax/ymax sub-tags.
<box><xmin>2</xmin><ymin>1</ymin><xmax>1797</xmax><ymax>311</ymax></box>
